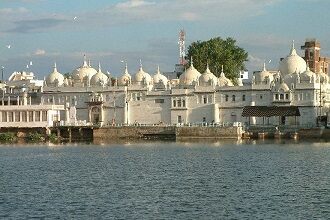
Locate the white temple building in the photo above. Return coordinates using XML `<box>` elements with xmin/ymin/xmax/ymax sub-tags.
<box><xmin>1</xmin><ymin>41</ymin><xmax>330</xmax><ymax>129</ymax></box>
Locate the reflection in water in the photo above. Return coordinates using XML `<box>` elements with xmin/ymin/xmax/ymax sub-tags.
<box><xmin>0</xmin><ymin>140</ymin><xmax>329</xmax><ymax>219</ymax></box>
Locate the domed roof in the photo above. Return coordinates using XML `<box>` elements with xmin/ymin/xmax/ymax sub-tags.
<box><xmin>255</xmin><ymin>63</ymin><xmax>273</xmax><ymax>84</ymax></box>
<box><xmin>46</xmin><ymin>63</ymin><xmax>64</xmax><ymax>86</ymax></box>
<box><xmin>134</xmin><ymin>62</ymin><xmax>152</xmax><ymax>84</ymax></box>
<box><xmin>72</xmin><ymin>55</ymin><xmax>97</xmax><ymax>82</ymax></box>
<box><xmin>153</xmin><ymin>66</ymin><xmax>168</xmax><ymax>85</ymax></box>
<box><xmin>90</xmin><ymin>63</ymin><xmax>109</xmax><ymax>86</ymax></box>
<box><xmin>199</xmin><ymin>63</ymin><xmax>218</xmax><ymax>86</ymax></box>
<box><xmin>300</xmin><ymin>66</ymin><xmax>315</xmax><ymax>82</ymax></box>
<box><xmin>274</xmin><ymin>81</ymin><xmax>290</xmax><ymax>92</ymax></box>
<box><xmin>179</xmin><ymin>58</ymin><xmax>201</xmax><ymax>85</ymax></box>
<box><xmin>218</xmin><ymin>65</ymin><xmax>233</xmax><ymax>87</ymax></box>
<box><xmin>118</xmin><ymin>63</ymin><xmax>132</xmax><ymax>86</ymax></box>
<box><xmin>279</xmin><ymin>41</ymin><xmax>307</xmax><ymax>76</ymax></box>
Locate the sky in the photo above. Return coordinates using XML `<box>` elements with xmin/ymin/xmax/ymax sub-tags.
<box><xmin>1</xmin><ymin>0</ymin><xmax>330</xmax><ymax>79</ymax></box>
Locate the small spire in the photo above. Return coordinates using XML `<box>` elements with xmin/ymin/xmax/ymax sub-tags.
<box><xmin>88</xmin><ymin>59</ymin><xmax>91</xmax><ymax>67</ymax></box>
<box><xmin>83</xmin><ymin>54</ymin><xmax>88</xmax><ymax>67</ymax></box>
<box><xmin>124</xmin><ymin>62</ymin><xmax>129</xmax><ymax>75</ymax></box>
<box><xmin>290</xmin><ymin>40</ymin><xmax>297</xmax><ymax>56</ymax></box>
<box><xmin>98</xmin><ymin>62</ymin><xmax>101</xmax><ymax>72</ymax></box>
<box><xmin>139</xmin><ymin>59</ymin><xmax>143</xmax><ymax>69</ymax></box>
<box><xmin>220</xmin><ymin>65</ymin><xmax>225</xmax><ymax>77</ymax></box>
<box><xmin>54</xmin><ymin>62</ymin><xmax>57</xmax><ymax>72</ymax></box>
<box><xmin>263</xmin><ymin>62</ymin><xmax>266</xmax><ymax>71</ymax></box>
<box><xmin>205</xmin><ymin>62</ymin><xmax>211</xmax><ymax>74</ymax></box>
<box><xmin>190</xmin><ymin>57</ymin><xmax>194</xmax><ymax>67</ymax></box>
<box><xmin>157</xmin><ymin>65</ymin><xmax>160</xmax><ymax>74</ymax></box>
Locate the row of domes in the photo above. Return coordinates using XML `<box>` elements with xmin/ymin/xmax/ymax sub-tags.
<box><xmin>46</xmin><ymin>56</ymin><xmax>235</xmax><ymax>87</ymax></box>
<box><xmin>46</xmin><ymin>41</ymin><xmax>323</xmax><ymax>87</ymax></box>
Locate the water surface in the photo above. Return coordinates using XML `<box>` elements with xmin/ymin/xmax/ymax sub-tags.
<box><xmin>0</xmin><ymin>139</ymin><xmax>329</xmax><ymax>219</ymax></box>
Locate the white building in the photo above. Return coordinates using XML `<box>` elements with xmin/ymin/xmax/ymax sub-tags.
<box><xmin>20</xmin><ymin>42</ymin><xmax>330</xmax><ymax>128</ymax></box>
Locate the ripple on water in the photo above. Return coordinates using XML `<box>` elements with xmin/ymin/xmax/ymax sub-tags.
<box><xmin>0</xmin><ymin>141</ymin><xmax>329</xmax><ymax>219</ymax></box>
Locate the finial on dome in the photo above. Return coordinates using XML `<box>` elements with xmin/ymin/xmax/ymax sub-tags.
<box><xmin>290</xmin><ymin>40</ymin><xmax>297</xmax><ymax>55</ymax></box>
<box><xmin>139</xmin><ymin>59</ymin><xmax>143</xmax><ymax>69</ymax></box>
<box><xmin>220</xmin><ymin>65</ymin><xmax>225</xmax><ymax>77</ymax></box>
<box><xmin>88</xmin><ymin>59</ymin><xmax>91</xmax><ymax>67</ymax></box>
<box><xmin>98</xmin><ymin>62</ymin><xmax>101</xmax><ymax>72</ymax></box>
<box><xmin>124</xmin><ymin>62</ymin><xmax>129</xmax><ymax>74</ymax></box>
<box><xmin>83</xmin><ymin>54</ymin><xmax>88</xmax><ymax>67</ymax></box>
<box><xmin>263</xmin><ymin>62</ymin><xmax>266</xmax><ymax>71</ymax></box>
<box><xmin>53</xmin><ymin>62</ymin><xmax>57</xmax><ymax>72</ymax></box>
<box><xmin>190</xmin><ymin>57</ymin><xmax>194</xmax><ymax>67</ymax></box>
<box><xmin>157</xmin><ymin>65</ymin><xmax>160</xmax><ymax>74</ymax></box>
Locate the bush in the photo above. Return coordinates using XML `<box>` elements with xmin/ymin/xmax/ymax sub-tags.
<box><xmin>48</xmin><ymin>133</ymin><xmax>59</xmax><ymax>143</ymax></box>
<box><xmin>26</xmin><ymin>132</ymin><xmax>45</xmax><ymax>142</ymax></box>
<box><xmin>0</xmin><ymin>132</ymin><xmax>16</xmax><ymax>143</ymax></box>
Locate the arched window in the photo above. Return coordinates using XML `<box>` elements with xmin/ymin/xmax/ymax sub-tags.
<box><xmin>232</xmin><ymin>95</ymin><xmax>236</xmax><ymax>101</ymax></box>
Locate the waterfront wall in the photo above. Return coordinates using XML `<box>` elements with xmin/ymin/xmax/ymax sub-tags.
<box><xmin>93</xmin><ymin>126</ymin><xmax>242</xmax><ymax>140</ymax></box>
<box><xmin>176</xmin><ymin>126</ymin><xmax>242</xmax><ymax>139</ymax></box>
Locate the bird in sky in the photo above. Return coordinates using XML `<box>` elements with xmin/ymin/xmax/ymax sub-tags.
<box><xmin>6</xmin><ymin>45</ymin><xmax>11</xmax><ymax>49</ymax></box>
<box><xmin>74</xmin><ymin>16</ymin><xmax>77</xmax><ymax>20</ymax></box>
<box><xmin>29</xmin><ymin>61</ymin><xmax>33</xmax><ymax>66</ymax></box>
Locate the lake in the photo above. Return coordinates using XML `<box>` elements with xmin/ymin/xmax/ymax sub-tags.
<box><xmin>0</xmin><ymin>139</ymin><xmax>329</xmax><ymax>219</ymax></box>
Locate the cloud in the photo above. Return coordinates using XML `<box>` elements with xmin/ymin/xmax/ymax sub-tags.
<box><xmin>7</xmin><ymin>18</ymin><xmax>66</xmax><ymax>33</ymax></box>
<box><xmin>34</xmin><ymin>49</ymin><xmax>46</xmax><ymax>56</ymax></box>
<box><xmin>0</xmin><ymin>7</ymin><xmax>28</xmax><ymax>14</ymax></box>
<box><xmin>115</xmin><ymin>0</ymin><xmax>155</xmax><ymax>9</ymax></box>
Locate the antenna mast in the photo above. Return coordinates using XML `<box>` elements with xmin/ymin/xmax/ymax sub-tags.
<box><xmin>178</xmin><ymin>29</ymin><xmax>186</xmax><ymax>65</ymax></box>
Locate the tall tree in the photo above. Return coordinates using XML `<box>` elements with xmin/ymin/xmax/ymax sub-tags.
<box><xmin>185</xmin><ymin>37</ymin><xmax>248</xmax><ymax>80</ymax></box>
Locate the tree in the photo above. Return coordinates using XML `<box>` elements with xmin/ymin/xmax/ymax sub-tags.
<box><xmin>185</xmin><ymin>37</ymin><xmax>248</xmax><ymax>80</ymax></box>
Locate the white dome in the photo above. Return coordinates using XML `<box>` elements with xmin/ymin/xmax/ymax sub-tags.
<box><xmin>279</xmin><ymin>41</ymin><xmax>307</xmax><ymax>76</ymax></box>
<box><xmin>90</xmin><ymin>63</ymin><xmax>109</xmax><ymax>86</ymax></box>
<box><xmin>118</xmin><ymin>64</ymin><xmax>132</xmax><ymax>86</ymax></box>
<box><xmin>199</xmin><ymin>64</ymin><xmax>217</xmax><ymax>86</ymax></box>
<box><xmin>46</xmin><ymin>63</ymin><xmax>64</xmax><ymax>86</ymax></box>
<box><xmin>72</xmin><ymin>56</ymin><xmax>97</xmax><ymax>82</ymax></box>
<box><xmin>134</xmin><ymin>64</ymin><xmax>152</xmax><ymax>84</ymax></box>
<box><xmin>179</xmin><ymin>60</ymin><xmax>201</xmax><ymax>85</ymax></box>
<box><xmin>300</xmin><ymin>67</ymin><xmax>315</xmax><ymax>83</ymax></box>
<box><xmin>218</xmin><ymin>66</ymin><xmax>233</xmax><ymax>87</ymax></box>
<box><xmin>274</xmin><ymin>82</ymin><xmax>290</xmax><ymax>92</ymax></box>
<box><xmin>153</xmin><ymin>66</ymin><xmax>168</xmax><ymax>85</ymax></box>
<box><xmin>254</xmin><ymin>63</ymin><xmax>273</xmax><ymax>84</ymax></box>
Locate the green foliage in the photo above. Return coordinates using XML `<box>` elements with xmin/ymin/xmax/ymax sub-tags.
<box><xmin>26</xmin><ymin>132</ymin><xmax>45</xmax><ymax>143</ymax></box>
<box><xmin>0</xmin><ymin>132</ymin><xmax>16</xmax><ymax>143</ymax></box>
<box><xmin>48</xmin><ymin>133</ymin><xmax>59</xmax><ymax>143</ymax></box>
<box><xmin>185</xmin><ymin>37</ymin><xmax>248</xmax><ymax>80</ymax></box>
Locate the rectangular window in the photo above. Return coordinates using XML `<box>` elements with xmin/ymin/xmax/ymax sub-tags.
<box><xmin>8</xmin><ymin>112</ymin><xmax>13</xmax><ymax>122</ymax></box>
<box><xmin>242</xmin><ymin>94</ymin><xmax>246</xmax><ymax>101</ymax></box>
<box><xmin>178</xmin><ymin>115</ymin><xmax>182</xmax><ymax>124</ymax></box>
<box><xmin>29</xmin><ymin>111</ymin><xmax>34</xmax><ymax>122</ymax></box>
<box><xmin>225</xmin><ymin>95</ymin><xmax>228</xmax><ymax>102</ymax></box>
<box><xmin>232</xmin><ymin>95</ymin><xmax>236</xmax><ymax>102</ymax></box>
<box><xmin>155</xmin><ymin>99</ymin><xmax>164</xmax><ymax>103</ymax></box>
<box><xmin>285</xmin><ymin>94</ymin><xmax>289</xmax><ymax>99</ymax></box>
<box><xmin>275</xmin><ymin>94</ymin><xmax>279</xmax><ymax>100</ymax></box>
<box><xmin>177</xmin><ymin>100</ymin><xmax>182</xmax><ymax>107</ymax></box>
<box><xmin>15</xmin><ymin>111</ymin><xmax>20</xmax><ymax>122</ymax></box>
<box><xmin>2</xmin><ymin>112</ymin><xmax>7</xmax><ymax>122</ymax></box>
<box><xmin>260</xmin><ymin>95</ymin><xmax>263</xmax><ymax>99</ymax></box>
<box><xmin>22</xmin><ymin>112</ymin><xmax>27</xmax><ymax>122</ymax></box>
<box><xmin>35</xmin><ymin>111</ymin><xmax>40</xmax><ymax>121</ymax></box>
<box><xmin>173</xmin><ymin>100</ymin><xmax>176</xmax><ymax>107</ymax></box>
<box><xmin>182</xmin><ymin>100</ymin><xmax>186</xmax><ymax>107</ymax></box>
<box><xmin>203</xmin><ymin>97</ymin><xmax>207</xmax><ymax>104</ymax></box>
<box><xmin>280</xmin><ymin>94</ymin><xmax>284</xmax><ymax>100</ymax></box>
<box><xmin>42</xmin><ymin>111</ymin><xmax>47</xmax><ymax>121</ymax></box>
